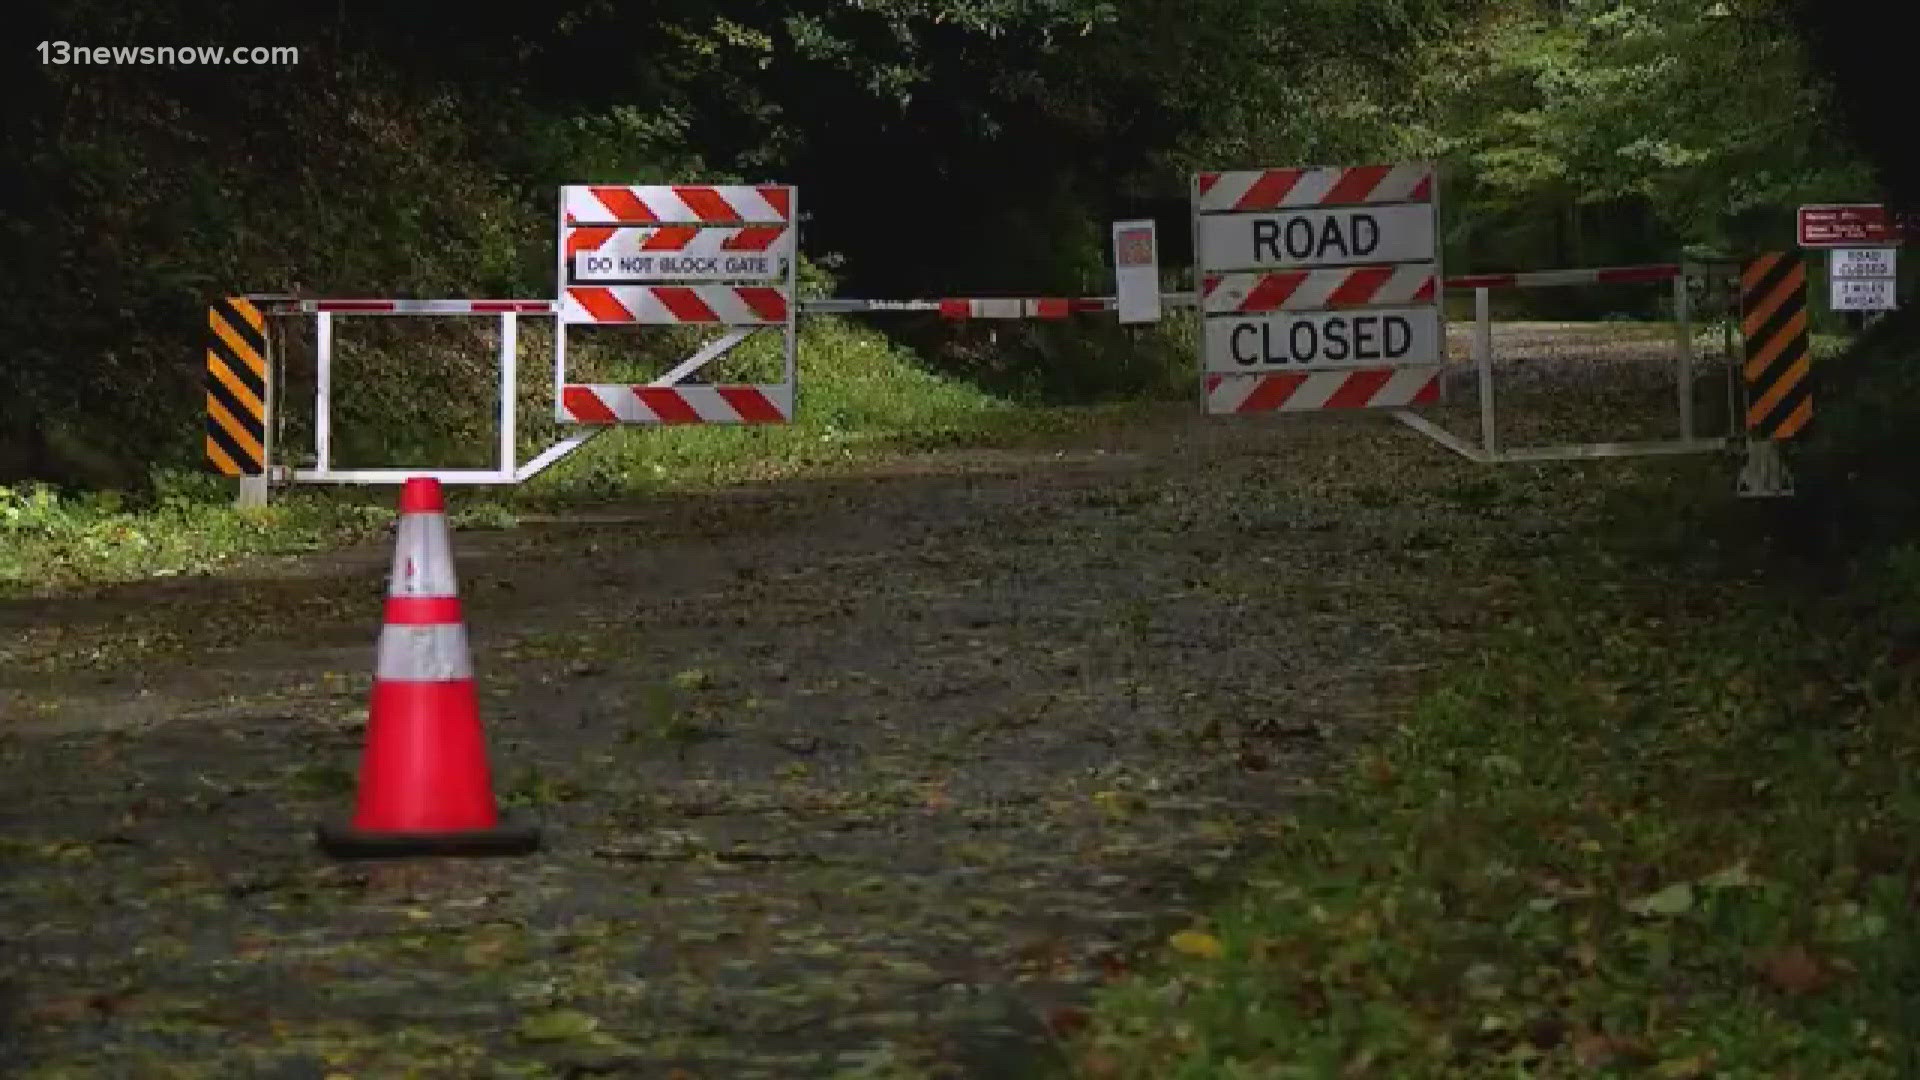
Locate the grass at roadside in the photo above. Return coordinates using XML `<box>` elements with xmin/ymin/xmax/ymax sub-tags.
<box><xmin>1070</xmin><ymin>478</ymin><xmax>1920</xmax><ymax>1078</ymax></box>
<box><xmin>528</xmin><ymin>314</ymin><xmax>1161</xmax><ymax>498</ymax></box>
<box><xmin>0</xmin><ymin>477</ymin><xmax>399</xmax><ymax>596</ymax></box>
<box><xmin>0</xmin><ymin>316</ymin><xmax>1106</xmax><ymax>595</ymax></box>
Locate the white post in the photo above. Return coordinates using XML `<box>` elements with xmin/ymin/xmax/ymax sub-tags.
<box><xmin>1675</xmin><ymin>269</ymin><xmax>1694</xmax><ymax>441</ymax></box>
<box><xmin>653</xmin><ymin>328</ymin><xmax>753</xmax><ymax>386</ymax></box>
<box><xmin>1475</xmin><ymin>286</ymin><xmax>1496</xmax><ymax>455</ymax></box>
<box><xmin>552</xmin><ymin>317</ymin><xmax>569</xmax><ymax>424</ymax></box>
<box><xmin>786</xmin><ymin>189</ymin><xmax>799</xmax><ymax>393</ymax></box>
<box><xmin>499</xmin><ymin>312</ymin><xmax>518</xmax><ymax>479</ymax></box>
<box><xmin>315</xmin><ymin>311</ymin><xmax>333</xmax><ymax>474</ymax></box>
<box><xmin>1191</xmin><ymin>174</ymin><xmax>1207</xmax><ymax>415</ymax></box>
<box><xmin>1723</xmin><ymin>269</ymin><xmax>1739</xmax><ymax>439</ymax></box>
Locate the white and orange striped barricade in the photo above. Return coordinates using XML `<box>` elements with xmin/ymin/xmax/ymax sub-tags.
<box><xmin>1190</xmin><ymin>162</ymin><xmax>1445</xmax><ymax>415</ymax></box>
<box><xmin>554</xmin><ymin>184</ymin><xmax>798</xmax><ymax>426</ymax></box>
<box><xmin>317</xmin><ymin>477</ymin><xmax>539</xmax><ymax>858</ymax></box>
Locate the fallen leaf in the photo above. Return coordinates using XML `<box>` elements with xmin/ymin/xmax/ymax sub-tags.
<box><xmin>1815</xmin><ymin>901</ymin><xmax>1888</xmax><ymax>943</ymax></box>
<box><xmin>1573</xmin><ymin>941</ymin><xmax>1599</xmax><ymax>970</ymax></box>
<box><xmin>518</xmin><ymin>1008</ymin><xmax>601</xmax><ymax>1042</ymax></box>
<box><xmin>1572</xmin><ymin>1031</ymin><xmax>1655</xmax><ymax>1069</ymax></box>
<box><xmin>1169</xmin><ymin>929</ymin><xmax>1224</xmax><ymax>960</ymax></box>
<box><xmin>1654</xmin><ymin>1050</ymin><xmax>1717</xmax><ymax>1078</ymax></box>
<box><xmin>1758</xmin><ymin>946</ymin><xmax>1830</xmax><ymax>995</ymax></box>
<box><xmin>1045</xmin><ymin>1006</ymin><xmax>1091</xmax><ymax>1039</ymax></box>
<box><xmin>1524</xmin><ymin>1015</ymin><xmax>1568</xmax><ymax>1050</ymax></box>
<box><xmin>1696</xmin><ymin>861</ymin><xmax>1759</xmax><ymax>890</ymax></box>
<box><xmin>1625</xmin><ymin>881</ymin><xmax>1694</xmax><ymax>917</ymax></box>
<box><xmin>25</xmin><ymin>997</ymin><xmax>95</xmax><ymax>1024</ymax></box>
<box><xmin>1362</xmin><ymin>755</ymin><xmax>1396</xmax><ymax>787</ymax></box>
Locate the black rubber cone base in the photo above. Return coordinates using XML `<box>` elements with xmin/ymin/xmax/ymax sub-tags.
<box><xmin>316</xmin><ymin>819</ymin><xmax>541</xmax><ymax>859</ymax></box>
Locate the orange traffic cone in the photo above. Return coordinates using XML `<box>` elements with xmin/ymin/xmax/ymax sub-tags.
<box><xmin>317</xmin><ymin>477</ymin><xmax>539</xmax><ymax>858</ymax></box>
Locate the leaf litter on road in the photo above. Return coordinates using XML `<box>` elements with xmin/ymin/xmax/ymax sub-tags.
<box><xmin>3</xmin><ymin>405</ymin><xmax>1520</xmax><ymax>1076</ymax></box>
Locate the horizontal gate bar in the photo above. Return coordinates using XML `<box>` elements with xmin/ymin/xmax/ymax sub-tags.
<box><xmin>254</xmin><ymin>262</ymin><xmax>1694</xmax><ymax>321</ymax></box>
<box><xmin>1486</xmin><ymin>438</ymin><xmax>1731</xmax><ymax>463</ymax></box>
<box><xmin>292</xmin><ymin>468</ymin><xmax>521</xmax><ymax>484</ymax></box>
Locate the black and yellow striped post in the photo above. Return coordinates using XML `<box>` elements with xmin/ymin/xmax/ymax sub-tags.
<box><xmin>1735</xmin><ymin>253</ymin><xmax>1809</xmax><ymax>497</ymax></box>
<box><xmin>1739</xmin><ymin>251</ymin><xmax>1811</xmax><ymax>440</ymax></box>
<box><xmin>206</xmin><ymin>296</ymin><xmax>268</xmax><ymax>476</ymax></box>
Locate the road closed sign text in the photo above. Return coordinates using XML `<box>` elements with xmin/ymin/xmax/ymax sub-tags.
<box><xmin>1830</xmin><ymin>247</ymin><xmax>1896</xmax><ymax>278</ymax></box>
<box><xmin>1193</xmin><ymin>160</ymin><xmax>1443</xmax><ymax>401</ymax></box>
<box><xmin>1827</xmin><ymin>247</ymin><xmax>1898</xmax><ymax>311</ymax></box>
<box><xmin>1832</xmin><ymin>277</ymin><xmax>1897</xmax><ymax>311</ymax></box>
<box><xmin>1203</xmin><ymin>307</ymin><xmax>1442</xmax><ymax>371</ymax></box>
<box><xmin>1198</xmin><ymin>203</ymin><xmax>1435</xmax><ymax>270</ymax></box>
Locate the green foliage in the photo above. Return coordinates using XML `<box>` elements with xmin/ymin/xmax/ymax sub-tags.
<box><xmin>1790</xmin><ymin>309</ymin><xmax>1920</xmax><ymax>557</ymax></box>
<box><xmin>0</xmin><ymin>315</ymin><xmax>1066</xmax><ymax>590</ymax></box>
<box><xmin>531</xmin><ymin>314</ymin><xmax>1034</xmax><ymax>493</ymax></box>
<box><xmin>1408</xmin><ymin>0</ymin><xmax>1876</xmax><ymax>283</ymax></box>
<box><xmin>0</xmin><ymin>0</ymin><xmax>1895</xmax><ymax>488</ymax></box>
<box><xmin>4</xmin><ymin>0</ymin><xmax>1483</xmax><ymax>485</ymax></box>
<box><xmin>1073</xmin><ymin>471</ymin><xmax>1920</xmax><ymax>1077</ymax></box>
<box><xmin>0</xmin><ymin>474</ymin><xmax>393</xmax><ymax>595</ymax></box>
<box><xmin>2</xmin><ymin>48</ymin><xmax>559</xmax><ymax>483</ymax></box>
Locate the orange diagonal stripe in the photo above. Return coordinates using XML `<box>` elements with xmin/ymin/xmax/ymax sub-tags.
<box><xmin>1739</xmin><ymin>252</ymin><xmax>1781</xmax><ymax>294</ymax></box>
<box><xmin>206</xmin><ymin>438</ymin><xmax>241</xmax><ymax>476</ymax></box>
<box><xmin>1744</xmin><ymin>307</ymin><xmax>1807</xmax><ymax>382</ymax></box>
<box><xmin>1772</xmin><ymin>397</ymin><xmax>1813</xmax><ymax>440</ymax></box>
<box><xmin>207</xmin><ymin>397</ymin><xmax>264</xmax><ymax>460</ymax></box>
<box><xmin>207</xmin><ymin>352</ymin><xmax>264</xmax><ymax>415</ymax></box>
<box><xmin>212</xmin><ymin>313</ymin><xmax>265</xmax><ymax>375</ymax></box>
<box><xmin>1747</xmin><ymin>350</ymin><xmax>1810</xmax><ymax>424</ymax></box>
<box><xmin>228</xmin><ymin>295</ymin><xmax>262</xmax><ymax>327</ymax></box>
<box><xmin>1741</xmin><ymin>264</ymin><xmax>1803</xmax><ymax>340</ymax></box>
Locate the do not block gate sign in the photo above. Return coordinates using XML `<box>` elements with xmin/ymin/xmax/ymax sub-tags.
<box><xmin>1192</xmin><ymin>163</ymin><xmax>1445</xmax><ymax>413</ymax></box>
<box><xmin>554</xmin><ymin>184</ymin><xmax>799</xmax><ymax>425</ymax></box>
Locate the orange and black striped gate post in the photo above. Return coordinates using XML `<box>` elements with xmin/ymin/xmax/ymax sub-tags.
<box><xmin>1736</xmin><ymin>252</ymin><xmax>1809</xmax><ymax>496</ymax></box>
<box><xmin>206</xmin><ymin>296</ymin><xmax>272</xmax><ymax>504</ymax></box>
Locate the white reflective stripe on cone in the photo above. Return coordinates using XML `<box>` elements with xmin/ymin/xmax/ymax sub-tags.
<box><xmin>389</xmin><ymin>513</ymin><xmax>460</xmax><ymax>598</ymax></box>
<box><xmin>375</xmin><ymin>623</ymin><xmax>475</xmax><ymax>681</ymax></box>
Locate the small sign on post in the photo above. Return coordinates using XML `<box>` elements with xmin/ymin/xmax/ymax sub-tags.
<box><xmin>1828</xmin><ymin>247</ymin><xmax>1898</xmax><ymax>311</ymax></box>
<box><xmin>1112</xmin><ymin>220</ymin><xmax>1162</xmax><ymax>324</ymax></box>
<box><xmin>1798</xmin><ymin>204</ymin><xmax>1898</xmax><ymax>248</ymax></box>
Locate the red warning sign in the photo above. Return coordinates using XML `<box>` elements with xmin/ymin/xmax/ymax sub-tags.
<box><xmin>1798</xmin><ymin>204</ymin><xmax>1899</xmax><ymax>247</ymax></box>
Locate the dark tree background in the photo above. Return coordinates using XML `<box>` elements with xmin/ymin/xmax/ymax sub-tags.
<box><xmin>1</xmin><ymin>0</ymin><xmax>1907</xmax><ymax>515</ymax></box>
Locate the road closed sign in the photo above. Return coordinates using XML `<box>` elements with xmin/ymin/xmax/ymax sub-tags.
<box><xmin>1832</xmin><ymin>278</ymin><xmax>1896</xmax><ymax>310</ymax></box>
<box><xmin>1197</xmin><ymin>203</ymin><xmax>1435</xmax><ymax>270</ymax></box>
<box><xmin>1829</xmin><ymin>247</ymin><xmax>1897</xmax><ymax>310</ymax></box>
<box><xmin>1191</xmin><ymin>161</ymin><xmax>1444</xmax><ymax>411</ymax></box>
<box><xmin>1203</xmin><ymin>306</ymin><xmax>1441</xmax><ymax>371</ymax></box>
<box><xmin>1830</xmin><ymin>247</ymin><xmax>1895</xmax><ymax>278</ymax></box>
